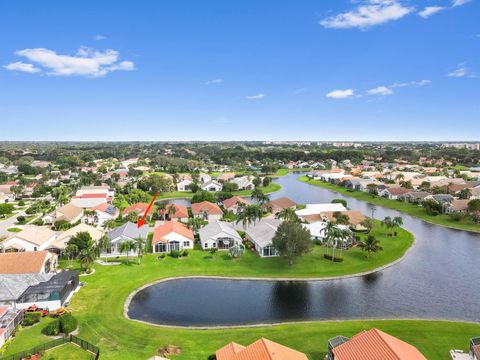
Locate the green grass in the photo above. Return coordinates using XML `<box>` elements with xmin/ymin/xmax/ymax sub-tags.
<box><xmin>4</xmin><ymin>225</ymin><xmax>425</xmax><ymax>360</ymax></box>
<box><xmin>298</xmin><ymin>176</ymin><xmax>480</xmax><ymax>233</ymax></box>
<box><xmin>43</xmin><ymin>343</ymin><xmax>94</xmax><ymax>360</ymax></box>
<box><xmin>7</xmin><ymin>227</ymin><xmax>22</xmax><ymax>232</ymax></box>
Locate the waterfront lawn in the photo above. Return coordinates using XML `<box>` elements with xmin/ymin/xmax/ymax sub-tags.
<box><xmin>298</xmin><ymin>176</ymin><xmax>480</xmax><ymax>233</ymax></box>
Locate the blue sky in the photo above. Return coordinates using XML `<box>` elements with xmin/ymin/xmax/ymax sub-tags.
<box><xmin>0</xmin><ymin>0</ymin><xmax>478</xmax><ymax>141</ymax></box>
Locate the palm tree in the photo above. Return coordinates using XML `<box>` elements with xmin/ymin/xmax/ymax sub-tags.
<box><xmin>395</xmin><ymin>173</ymin><xmax>405</xmax><ymax>183</ymax></box>
<box><xmin>157</xmin><ymin>202</ymin><xmax>167</xmax><ymax>220</ymax></box>
<box><xmin>381</xmin><ymin>216</ymin><xmax>395</xmax><ymax>236</ymax></box>
<box><xmin>323</xmin><ymin>222</ymin><xmax>342</xmax><ymax>261</ymax></box>
<box><xmin>187</xmin><ymin>217</ymin><xmax>203</xmax><ymax>234</ymax></box>
<box><xmin>64</xmin><ymin>243</ymin><xmax>78</xmax><ymax>268</ymax></box>
<box><xmin>78</xmin><ymin>246</ymin><xmax>97</xmax><ymax>272</ymax></box>
<box><xmin>278</xmin><ymin>207</ymin><xmax>298</xmax><ymax>222</ymax></box>
<box><xmin>167</xmin><ymin>204</ymin><xmax>177</xmax><ymax>220</ymax></box>
<box><xmin>135</xmin><ymin>236</ymin><xmax>145</xmax><ymax>264</ymax></box>
<box><xmin>104</xmin><ymin>219</ymin><xmax>117</xmax><ymax>231</ymax></box>
<box><xmin>120</xmin><ymin>240</ymin><xmax>137</xmax><ymax>264</ymax></box>
<box><xmin>97</xmin><ymin>235</ymin><xmax>111</xmax><ymax>263</ymax></box>
<box><xmin>357</xmin><ymin>235</ymin><xmax>383</xmax><ymax>258</ymax></box>
<box><xmin>392</xmin><ymin>216</ymin><xmax>403</xmax><ymax>236</ymax></box>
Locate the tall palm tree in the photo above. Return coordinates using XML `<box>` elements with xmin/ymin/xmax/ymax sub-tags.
<box><xmin>278</xmin><ymin>207</ymin><xmax>298</xmax><ymax>222</ymax></box>
<box><xmin>187</xmin><ymin>217</ymin><xmax>203</xmax><ymax>234</ymax></box>
<box><xmin>323</xmin><ymin>222</ymin><xmax>342</xmax><ymax>261</ymax></box>
<box><xmin>357</xmin><ymin>235</ymin><xmax>383</xmax><ymax>258</ymax></box>
<box><xmin>167</xmin><ymin>204</ymin><xmax>177</xmax><ymax>220</ymax></box>
<box><xmin>392</xmin><ymin>216</ymin><xmax>403</xmax><ymax>236</ymax></box>
<box><xmin>157</xmin><ymin>202</ymin><xmax>167</xmax><ymax>220</ymax></box>
<box><xmin>104</xmin><ymin>219</ymin><xmax>117</xmax><ymax>231</ymax></box>
<box><xmin>382</xmin><ymin>216</ymin><xmax>395</xmax><ymax>235</ymax></box>
<box><xmin>120</xmin><ymin>240</ymin><xmax>137</xmax><ymax>264</ymax></box>
<box><xmin>97</xmin><ymin>235</ymin><xmax>111</xmax><ymax>263</ymax></box>
<box><xmin>135</xmin><ymin>236</ymin><xmax>145</xmax><ymax>264</ymax></box>
<box><xmin>64</xmin><ymin>243</ymin><xmax>78</xmax><ymax>268</ymax></box>
<box><xmin>395</xmin><ymin>173</ymin><xmax>405</xmax><ymax>184</ymax></box>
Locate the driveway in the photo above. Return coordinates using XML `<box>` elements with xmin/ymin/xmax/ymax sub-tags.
<box><xmin>0</xmin><ymin>211</ymin><xmax>25</xmax><ymax>238</ymax></box>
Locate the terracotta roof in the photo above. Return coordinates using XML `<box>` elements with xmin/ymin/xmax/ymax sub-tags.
<box><xmin>216</xmin><ymin>338</ymin><xmax>308</xmax><ymax>360</ymax></box>
<box><xmin>56</xmin><ymin>203</ymin><xmax>84</xmax><ymax>222</ymax></box>
<box><xmin>191</xmin><ymin>201</ymin><xmax>223</xmax><ymax>215</ymax></box>
<box><xmin>152</xmin><ymin>221</ymin><xmax>194</xmax><ymax>244</ymax></box>
<box><xmin>267</xmin><ymin>197</ymin><xmax>296</xmax><ymax>210</ymax></box>
<box><xmin>158</xmin><ymin>204</ymin><xmax>189</xmax><ymax>219</ymax></box>
<box><xmin>0</xmin><ymin>251</ymin><xmax>55</xmax><ymax>274</ymax></box>
<box><xmin>223</xmin><ymin>196</ymin><xmax>249</xmax><ymax>209</ymax></box>
<box><xmin>384</xmin><ymin>187</ymin><xmax>412</xmax><ymax>196</ymax></box>
<box><xmin>320</xmin><ymin>210</ymin><xmax>366</xmax><ymax>226</ymax></box>
<box><xmin>6</xmin><ymin>227</ymin><xmax>55</xmax><ymax>246</ymax></box>
<box><xmin>332</xmin><ymin>328</ymin><xmax>427</xmax><ymax>360</ymax></box>
<box><xmin>123</xmin><ymin>202</ymin><xmax>153</xmax><ymax>216</ymax></box>
<box><xmin>448</xmin><ymin>199</ymin><xmax>470</xmax><ymax>211</ymax></box>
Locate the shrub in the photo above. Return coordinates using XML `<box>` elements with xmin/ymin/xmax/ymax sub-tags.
<box><xmin>16</xmin><ymin>215</ymin><xmax>26</xmax><ymax>223</ymax></box>
<box><xmin>158</xmin><ymin>253</ymin><xmax>166</xmax><ymax>259</ymax></box>
<box><xmin>323</xmin><ymin>254</ymin><xmax>344</xmax><ymax>262</ymax></box>
<box><xmin>22</xmin><ymin>312</ymin><xmax>42</xmax><ymax>326</ymax></box>
<box><xmin>331</xmin><ymin>199</ymin><xmax>347</xmax><ymax>207</ymax></box>
<box><xmin>42</xmin><ymin>320</ymin><xmax>60</xmax><ymax>336</ymax></box>
<box><xmin>181</xmin><ymin>249</ymin><xmax>189</xmax><ymax>257</ymax></box>
<box><xmin>33</xmin><ymin>219</ymin><xmax>44</xmax><ymax>226</ymax></box>
<box><xmin>449</xmin><ymin>211</ymin><xmax>465</xmax><ymax>222</ymax></box>
<box><xmin>59</xmin><ymin>314</ymin><xmax>78</xmax><ymax>334</ymax></box>
<box><xmin>208</xmin><ymin>355</ymin><xmax>217</xmax><ymax>360</ymax></box>
<box><xmin>18</xmin><ymin>200</ymin><xmax>26</xmax><ymax>206</ymax></box>
<box><xmin>170</xmin><ymin>250</ymin><xmax>181</xmax><ymax>258</ymax></box>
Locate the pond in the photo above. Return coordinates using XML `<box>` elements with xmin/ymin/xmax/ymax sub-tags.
<box><xmin>128</xmin><ymin>173</ymin><xmax>480</xmax><ymax>326</ymax></box>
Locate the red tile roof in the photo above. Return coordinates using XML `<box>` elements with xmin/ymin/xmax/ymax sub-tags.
<box><xmin>191</xmin><ymin>201</ymin><xmax>223</xmax><ymax>215</ymax></box>
<box><xmin>0</xmin><ymin>251</ymin><xmax>54</xmax><ymax>274</ymax></box>
<box><xmin>332</xmin><ymin>328</ymin><xmax>427</xmax><ymax>360</ymax></box>
<box><xmin>216</xmin><ymin>338</ymin><xmax>308</xmax><ymax>360</ymax></box>
<box><xmin>158</xmin><ymin>204</ymin><xmax>189</xmax><ymax>219</ymax></box>
<box><xmin>223</xmin><ymin>196</ymin><xmax>249</xmax><ymax>209</ymax></box>
<box><xmin>152</xmin><ymin>221</ymin><xmax>194</xmax><ymax>244</ymax></box>
<box><xmin>267</xmin><ymin>197</ymin><xmax>296</xmax><ymax>210</ymax></box>
<box><xmin>122</xmin><ymin>202</ymin><xmax>153</xmax><ymax>216</ymax></box>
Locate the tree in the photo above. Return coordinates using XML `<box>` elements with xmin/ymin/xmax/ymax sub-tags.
<box><xmin>400</xmin><ymin>180</ymin><xmax>413</xmax><ymax>189</ymax></box>
<box><xmin>187</xmin><ymin>217</ymin><xmax>204</xmax><ymax>233</ymax></box>
<box><xmin>366</xmin><ymin>183</ymin><xmax>377</xmax><ymax>195</ymax></box>
<box><xmin>331</xmin><ymin>199</ymin><xmax>347</xmax><ymax>208</ymax></box>
<box><xmin>419</xmin><ymin>181</ymin><xmax>431</xmax><ymax>191</ymax></box>
<box><xmin>323</xmin><ymin>222</ymin><xmax>350</xmax><ymax>261</ymax></box>
<box><xmin>228</xmin><ymin>243</ymin><xmax>245</xmax><ymax>259</ymax></box>
<box><xmin>252</xmin><ymin>177</ymin><xmax>262</xmax><ymax>188</ymax></box>
<box><xmin>69</xmin><ymin>232</ymin><xmax>94</xmax><ymax>253</ymax></box>
<box><xmin>167</xmin><ymin>204</ymin><xmax>177</xmax><ymax>219</ymax></box>
<box><xmin>458</xmin><ymin>188</ymin><xmax>472</xmax><ymax>200</ymax></box>
<box><xmin>391</xmin><ymin>216</ymin><xmax>403</xmax><ymax>236</ymax></box>
<box><xmin>191</xmin><ymin>191</ymin><xmax>215</xmax><ymax>204</ymax></box>
<box><xmin>262</xmin><ymin>177</ymin><xmax>272</xmax><ymax>187</ymax></box>
<box><xmin>209</xmin><ymin>248</ymin><xmax>218</xmax><ymax>258</ymax></box>
<box><xmin>120</xmin><ymin>240</ymin><xmax>137</xmax><ymax>264</ymax></box>
<box><xmin>357</xmin><ymin>235</ymin><xmax>383</xmax><ymax>258</ymax></box>
<box><xmin>467</xmin><ymin>199</ymin><xmax>480</xmax><ymax>213</ymax></box>
<box><xmin>333</xmin><ymin>212</ymin><xmax>350</xmax><ymax>225</ymax></box>
<box><xmin>395</xmin><ymin>173</ymin><xmax>405</xmax><ymax>183</ymax></box>
<box><xmin>97</xmin><ymin>235</ymin><xmax>111</xmax><ymax>263</ymax></box>
<box><xmin>64</xmin><ymin>243</ymin><xmax>78</xmax><ymax>268</ymax></box>
<box><xmin>0</xmin><ymin>204</ymin><xmax>14</xmax><ymax>216</ymax></box>
<box><xmin>360</xmin><ymin>217</ymin><xmax>375</xmax><ymax>234</ymax></box>
<box><xmin>78</xmin><ymin>246</ymin><xmax>97</xmax><ymax>272</ymax></box>
<box><xmin>135</xmin><ymin>236</ymin><xmax>146</xmax><ymax>264</ymax></box>
<box><xmin>235</xmin><ymin>204</ymin><xmax>262</xmax><ymax>228</ymax></box>
<box><xmin>422</xmin><ymin>199</ymin><xmax>442</xmax><ymax>216</ymax></box>
<box><xmin>278</xmin><ymin>207</ymin><xmax>298</xmax><ymax>222</ymax></box>
<box><xmin>272</xmin><ymin>221</ymin><xmax>312</xmax><ymax>265</ymax></box>
<box><xmin>104</xmin><ymin>219</ymin><xmax>117</xmax><ymax>231</ymax></box>
<box><xmin>222</xmin><ymin>182</ymin><xmax>239</xmax><ymax>192</ymax></box>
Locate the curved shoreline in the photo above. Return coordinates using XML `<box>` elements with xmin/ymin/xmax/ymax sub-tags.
<box><xmin>298</xmin><ymin>176</ymin><xmax>480</xmax><ymax>234</ymax></box>
<box><xmin>124</xmin><ymin>235</ymin><xmax>416</xmax><ymax>328</ymax></box>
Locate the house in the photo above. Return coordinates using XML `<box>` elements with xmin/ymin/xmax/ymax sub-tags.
<box><xmin>0</xmin><ymin>192</ymin><xmax>15</xmax><ymax>204</ymax></box>
<box><xmin>75</xmin><ymin>185</ymin><xmax>114</xmax><ymax>200</ymax></box>
<box><xmin>191</xmin><ymin>201</ymin><xmax>223</xmax><ymax>221</ymax></box>
<box><xmin>0</xmin><ymin>270</ymin><xmax>79</xmax><ymax>311</ymax></box>
<box><xmin>123</xmin><ymin>202</ymin><xmax>154</xmax><ymax>219</ymax></box>
<box><xmin>378</xmin><ymin>187</ymin><xmax>412</xmax><ymax>200</ymax></box>
<box><xmin>0</xmin><ymin>306</ymin><xmax>24</xmax><ymax>348</ymax></box>
<box><xmin>399</xmin><ymin>191</ymin><xmax>430</xmax><ymax>203</ymax></box>
<box><xmin>199</xmin><ymin>220</ymin><xmax>243</xmax><ymax>250</ymax></box>
<box><xmin>201</xmin><ymin>180</ymin><xmax>223</xmax><ymax>192</ymax></box>
<box><xmin>267</xmin><ymin>197</ymin><xmax>297</xmax><ymax>217</ymax></box>
<box><xmin>157</xmin><ymin>204</ymin><xmax>189</xmax><ymax>222</ymax></box>
<box><xmin>296</xmin><ymin>203</ymin><xmax>347</xmax><ymax>218</ymax></box>
<box><xmin>216</xmin><ymin>337</ymin><xmax>308</xmax><ymax>360</ymax></box>
<box><xmin>53</xmin><ymin>223</ymin><xmax>103</xmax><ymax>251</ymax></box>
<box><xmin>87</xmin><ymin>203</ymin><xmax>119</xmax><ymax>226</ymax></box>
<box><xmin>55</xmin><ymin>203</ymin><xmax>84</xmax><ymax>224</ymax></box>
<box><xmin>320</xmin><ymin>210</ymin><xmax>366</xmax><ymax>231</ymax></box>
<box><xmin>1</xmin><ymin>227</ymin><xmax>56</xmax><ymax>252</ymax></box>
<box><xmin>103</xmin><ymin>222</ymin><xmax>151</xmax><ymax>258</ymax></box>
<box><xmin>230</xmin><ymin>176</ymin><xmax>255</xmax><ymax>190</ymax></box>
<box><xmin>328</xmin><ymin>328</ymin><xmax>427</xmax><ymax>360</ymax></box>
<box><xmin>199</xmin><ymin>173</ymin><xmax>212</xmax><ymax>183</ymax></box>
<box><xmin>223</xmin><ymin>196</ymin><xmax>250</xmax><ymax>214</ymax></box>
<box><xmin>444</xmin><ymin>199</ymin><xmax>470</xmax><ymax>214</ymax></box>
<box><xmin>152</xmin><ymin>221</ymin><xmax>194</xmax><ymax>253</ymax></box>
<box><xmin>241</xmin><ymin>219</ymin><xmax>281</xmax><ymax>257</ymax></box>
<box><xmin>0</xmin><ymin>251</ymin><xmax>57</xmax><ymax>275</ymax></box>
<box><xmin>71</xmin><ymin>193</ymin><xmax>108</xmax><ymax>208</ymax></box>
<box><xmin>176</xmin><ymin>179</ymin><xmax>192</xmax><ymax>191</ymax></box>
<box><xmin>424</xmin><ymin>194</ymin><xmax>454</xmax><ymax>205</ymax></box>
<box><xmin>217</xmin><ymin>172</ymin><xmax>236</xmax><ymax>182</ymax></box>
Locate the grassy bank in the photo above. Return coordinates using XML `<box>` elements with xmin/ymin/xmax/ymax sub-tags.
<box><xmin>298</xmin><ymin>176</ymin><xmax>480</xmax><ymax>233</ymax></box>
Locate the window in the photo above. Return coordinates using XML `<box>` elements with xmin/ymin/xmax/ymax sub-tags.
<box><xmin>204</xmin><ymin>243</ymin><xmax>208</xmax><ymax>249</ymax></box>
<box><xmin>213</xmin><ymin>242</ymin><xmax>217</xmax><ymax>248</ymax></box>
<box><xmin>155</xmin><ymin>243</ymin><xmax>167</xmax><ymax>253</ymax></box>
<box><xmin>183</xmin><ymin>241</ymin><xmax>190</xmax><ymax>247</ymax></box>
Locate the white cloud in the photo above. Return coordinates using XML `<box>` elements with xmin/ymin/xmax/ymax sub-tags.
<box><xmin>94</xmin><ymin>35</ymin><xmax>106</xmax><ymax>41</ymax></box>
<box><xmin>320</xmin><ymin>0</ymin><xmax>414</xmax><ymax>29</ymax></box>
<box><xmin>326</xmin><ymin>89</ymin><xmax>355</xmax><ymax>99</ymax></box>
<box><xmin>246</xmin><ymin>93</ymin><xmax>265</xmax><ymax>100</ymax></box>
<box><xmin>448</xmin><ymin>64</ymin><xmax>468</xmax><ymax>77</ymax></box>
<box><xmin>6</xmin><ymin>46</ymin><xmax>135</xmax><ymax>77</ymax></box>
<box><xmin>391</xmin><ymin>79</ymin><xmax>431</xmax><ymax>88</ymax></box>
<box><xmin>367</xmin><ymin>86</ymin><xmax>393</xmax><ymax>96</ymax></box>
<box><xmin>452</xmin><ymin>0</ymin><xmax>472</xmax><ymax>7</ymax></box>
<box><xmin>205</xmin><ymin>79</ymin><xmax>223</xmax><ymax>85</ymax></box>
<box><xmin>418</xmin><ymin>6</ymin><xmax>446</xmax><ymax>18</ymax></box>
<box><xmin>3</xmin><ymin>61</ymin><xmax>40</xmax><ymax>73</ymax></box>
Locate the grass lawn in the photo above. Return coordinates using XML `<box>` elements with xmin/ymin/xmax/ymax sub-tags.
<box><xmin>4</xmin><ymin>224</ymin><xmax>430</xmax><ymax>360</ymax></box>
<box><xmin>298</xmin><ymin>176</ymin><xmax>480</xmax><ymax>233</ymax></box>
<box><xmin>7</xmin><ymin>227</ymin><xmax>22</xmax><ymax>232</ymax></box>
<box><xmin>43</xmin><ymin>343</ymin><xmax>94</xmax><ymax>360</ymax></box>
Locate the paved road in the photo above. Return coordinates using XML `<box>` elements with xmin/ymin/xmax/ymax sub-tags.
<box><xmin>0</xmin><ymin>211</ymin><xmax>26</xmax><ymax>238</ymax></box>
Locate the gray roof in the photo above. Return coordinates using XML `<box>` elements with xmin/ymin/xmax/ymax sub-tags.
<box><xmin>0</xmin><ymin>273</ymin><xmax>52</xmax><ymax>301</ymax></box>
<box><xmin>199</xmin><ymin>221</ymin><xmax>242</xmax><ymax>244</ymax></box>
<box><xmin>240</xmin><ymin>219</ymin><xmax>281</xmax><ymax>248</ymax></box>
<box><xmin>107</xmin><ymin>222</ymin><xmax>151</xmax><ymax>242</ymax></box>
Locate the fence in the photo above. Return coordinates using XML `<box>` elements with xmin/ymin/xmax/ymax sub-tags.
<box><xmin>0</xmin><ymin>335</ymin><xmax>99</xmax><ymax>360</ymax></box>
